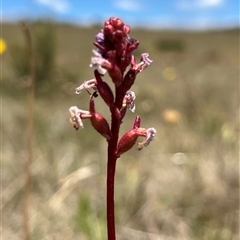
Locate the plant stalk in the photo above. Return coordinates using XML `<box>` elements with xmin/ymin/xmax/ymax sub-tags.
<box><xmin>20</xmin><ymin>22</ymin><xmax>35</xmax><ymax>240</ymax></box>
<box><xmin>106</xmin><ymin>86</ymin><xmax>124</xmax><ymax>240</ymax></box>
<box><xmin>106</xmin><ymin>157</ymin><xmax>117</xmax><ymax>240</ymax></box>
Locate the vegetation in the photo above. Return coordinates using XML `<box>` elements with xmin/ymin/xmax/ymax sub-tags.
<box><xmin>2</xmin><ymin>22</ymin><xmax>239</xmax><ymax>239</ymax></box>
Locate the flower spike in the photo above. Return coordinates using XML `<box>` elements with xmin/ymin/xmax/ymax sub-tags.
<box><xmin>68</xmin><ymin>17</ymin><xmax>156</xmax><ymax>240</ymax></box>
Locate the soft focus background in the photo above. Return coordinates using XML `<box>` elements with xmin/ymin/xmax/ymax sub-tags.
<box><xmin>2</xmin><ymin>0</ymin><xmax>239</xmax><ymax>239</ymax></box>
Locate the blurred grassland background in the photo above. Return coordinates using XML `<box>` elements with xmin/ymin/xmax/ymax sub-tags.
<box><xmin>2</xmin><ymin>21</ymin><xmax>239</xmax><ymax>240</ymax></box>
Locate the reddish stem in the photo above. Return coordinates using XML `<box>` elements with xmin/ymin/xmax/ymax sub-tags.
<box><xmin>106</xmin><ymin>87</ymin><xmax>123</xmax><ymax>240</ymax></box>
<box><xmin>106</xmin><ymin>157</ymin><xmax>117</xmax><ymax>240</ymax></box>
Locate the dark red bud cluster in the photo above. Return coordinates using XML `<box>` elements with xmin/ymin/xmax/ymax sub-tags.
<box><xmin>104</xmin><ymin>17</ymin><xmax>129</xmax><ymax>39</ymax></box>
<box><xmin>96</xmin><ymin>17</ymin><xmax>139</xmax><ymax>74</ymax></box>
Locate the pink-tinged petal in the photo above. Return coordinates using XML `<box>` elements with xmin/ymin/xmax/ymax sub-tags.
<box><xmin>134</xmin><ymin>53</ymin><xmax>153</xmax><ymax>73</ymax></box>
<box><xmin>137</xmin><ymin>127</ymin><xmax>157</xmax><ymax>150</ymax></box>
<box><xmin>95</xmin><ymin>32</ymin><xmax>104</xmax><ymax>45</ymax></box>
<box><xmin>140</xmin><ymin>53</ymin><xmax>153</xmax><ymax>66</ymax></box>
<box><xmin>144</xmin><ymin>127</ymin><xmax>157</xmax><ymax>146</ymax></box>
<box><xmin>124</xmin><ymin>90</ymin><xmax>136</xmax><ymax>112</ymax></box>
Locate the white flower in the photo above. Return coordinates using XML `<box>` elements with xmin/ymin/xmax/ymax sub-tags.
<box><xmin>124</xmin><ymin>90</ymin><xmax>136</xmax><ymax>112</ymax></box>
<box><xmin>75</xmin><ymin>79</ymin><xmax>97</xmax><ymax>94</ymax></box>
<box><xmin>137</xmin><ymin>127</ymin><xmax>157</xmax><ymax>150</ymax></box>
<box><xmin>141</xmin><ymin>53</ymin><xmax>153</xmax><ymax>66</ymax></box>
<box><xmin>89</xmin><ymin>49</ymin><xmax>107</xmax><ymax>75</ymax></box>
<box><xmin>134</xmin><ymin>53</ymin><xmax>153</xmax><ymax>73</ymax></box>
<box><xmin>144</xmin><ymin>127</ymin><xmax>157</xmax><ymax>146</ymax></box>
<box><xmin>69</xmin><ymin>106</ymin><xmax>91</xmax><ymax>130</ymax></box>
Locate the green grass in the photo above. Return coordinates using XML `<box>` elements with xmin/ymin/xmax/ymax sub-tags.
<box><xmin>2</xmin><ymin>22</ymin><xmax>239</xmax><ymax>239</ymax></box>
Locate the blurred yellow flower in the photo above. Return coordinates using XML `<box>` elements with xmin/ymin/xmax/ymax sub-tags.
<box><xmin>162</xmin><ymin>109</ymin><xmax>182</xmax><ymax>125</ymax></box>
<box><xmin>0</xmin><ymin>38</ymin><xmax>7</xmax><ymax>54</ymax></box>
<box><xmin>221</xmin><ymin>123</ymin><xmax>236</xmax><ymax>143</ymax></box>
<box><xmin>162</xmin><ymin>67</ymin><xmax>176</xmax><ymax>81</ymax></box>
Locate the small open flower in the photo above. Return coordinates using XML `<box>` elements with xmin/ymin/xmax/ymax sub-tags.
<box><xmin>137</xmin><ymin>127</ymin><xmax>157</xmax><ymax>150</ymax></box>
<box><xmin>133</xmin><ymin>53</ymin><xmax>153</xmax><ymax>73</ymax></box>
<box><xmin>75</xmin><ymin>79</ymin><xmax>97</xmax><ymax>94</ymax></box>
<box><xmin>95</xmin><ymin>31</ymin><xmax>105</xmax><ymax>46</ymax></box>
<box><xmin>122</xmin><ymin>90</ymin><xmax>136</xmax><ymax>112</ymax></box>
<box><xmin>90</xmin><ymin>49</ymin><xmax>109</xmax><ymax>75</ymax></box>
<box><xmin>69</xmin><ymin>106</ymin><xmax>91</xmax><ymax>130</ymax></box>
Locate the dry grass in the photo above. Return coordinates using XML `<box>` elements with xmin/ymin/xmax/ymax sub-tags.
<box><xmin>2</xmin><ymin>22</ymin><xmax>239</xmax><ymax>239</ymax></box>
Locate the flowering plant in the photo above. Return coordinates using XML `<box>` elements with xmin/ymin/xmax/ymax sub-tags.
<box><xmin>69</xmin><ymin>17</ymin><xmax>156</xmax><ymax>239</ymax></box>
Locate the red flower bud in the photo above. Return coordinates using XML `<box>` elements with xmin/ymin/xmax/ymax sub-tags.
<box><xmin>94</xmin><ymin>70</ymin><xmax>114</xmax><ymax>108</ymax></box>
<box><xmin>108</xmin><ymin>67</ymin><xmax>122</xmax><ymax>87</ymax></box>
<box><xmin>127</xmin><ymin>40</ymin><xmax>140</xmax><ymax>54</ymax></box>
<box><xmin>123</xmin><ymin>68</ymin><xmax>137</xmax><ymax>92</ymax></box>
<box><xmin>123</xmin><ymin>25</ymin><xmax>130</xmax><ymax>35</ymax></box>
<box><xmin>133</xmin><ymin>116</ymin><xmax>141</xmax><ymax>129</ymax></box>
<box><xmin>111</xmin><ymin>106</ymin><xmax>121</xmax><ymax>120</ymax></box>
<box><xmin>109</xmin><ymin>17</ymin><xmax>124</xmax><ymax>30</ymax></box>
<box><xmin>115</xmin><ymin>129</ymin><xmax>138</xmax><ymax>157</ymax></box>
<box><xmin>120</xmin><ymin>106</ymin><xmax>127</xmax><ymax>120</ymax></box>
<box><xmin>104</xmin><ymin>25</ymin><xmax>114</xmax><ymax>40</ymax></box>
<box><xmin>114</xmin><ymin>30</ymin><xmax>124</xmax><ymax>43</ymax></box>
<box><xmin>116</xmin><ymin>127</ymin><xmax>147</xmax><ymax>157</ymax></box>
<box><xmin>89</xmin><ymin>98</ymin><xmax>111</xmax><ymax>141</ymax></box>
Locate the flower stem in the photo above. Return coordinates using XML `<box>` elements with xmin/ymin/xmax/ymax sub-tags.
<box><xmin>107</xmin><ymin>131</ymin><xmax>118</xmax><ymax>239</ymax></box>
<box><xmin>106</xmin><ymin>157</ymin><xmax>117</xmax><ymax>240</ymax></box>
<box><xmin>20</xmin><ymin>22</ymin><xmax>35</xmax><ymax>240</ymax></box>
<box><xmin>107</xmin><ymin>93</ymin><xmax>122</xmax><ymax>239</ymax></box>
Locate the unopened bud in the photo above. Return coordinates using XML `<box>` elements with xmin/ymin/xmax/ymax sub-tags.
<box><xmin>115</xmin><ymin>129</ymin><xmax>139</xmax><ymax>157</ymax></box>
<box><xmin>133</xmin><ymin>116</ymin><xmax>141</xmax><ymax>129</ymax></box>
<box><xmin>94</xmin><ymin>70</ymin><xmax>114</xmax><ymax>107</ymax></box>
<box><xmin>89</xmin><ymin>98</ymin><xmax>111</xmax><ymax>140</ymax></box>
<box><xmin>123</xmin><ymin>68</ymin><xmax>136</xmax><ymax>92</ymax></box>
<box><xmin>108</xmin><ymin>67</ymin><xmax>122</xmax><ymax>87</ymax></box>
